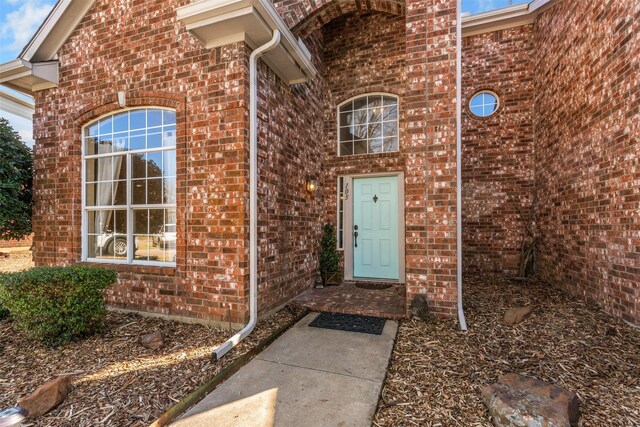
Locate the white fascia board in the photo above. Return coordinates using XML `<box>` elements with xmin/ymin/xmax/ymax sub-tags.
<box><xmin>177</xmin><ymin>0</ymin><xmax>317</xmax><ymax>84</ymax></box>
<box><xmin>0</xmin><ymin>90</ymin><xmax>35</xmax><ymax>120</ymax></box>
<box><xmin>20</xmin><ymin>0</ymin><xmax>97</xmax><ymax>62</ymax></box>
<box><xmin>462</xmin><ymin>0</ymin><xmax>562</xmax><ymax>37</ymax></box>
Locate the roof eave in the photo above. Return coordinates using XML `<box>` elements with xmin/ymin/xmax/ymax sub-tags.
<box><xmin>177</xmin><ymin>0</ymin><xmax>317</xmax><ymax>85</ymax></box>
<box><xmin>462</xmin><ymin>0</ymin><xmax>562</xmax><ymax>37</ymax></box>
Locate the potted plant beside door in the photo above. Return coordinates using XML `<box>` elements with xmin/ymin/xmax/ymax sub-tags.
<box><xmin>320</xmin><ymin>223</ymin><xmax>341</xmax><ymax>286</ymax></box>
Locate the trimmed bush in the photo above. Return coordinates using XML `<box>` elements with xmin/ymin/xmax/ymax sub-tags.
<box><xmin>0</xmin><ymin>266</ymin><xmax>117</xmax><ymax>346</ymax></box>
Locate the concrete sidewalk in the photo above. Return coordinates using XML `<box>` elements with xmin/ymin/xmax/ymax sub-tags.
<box><xmin>172</xmin><ymin>312</ymin><xmax>398</xmax><ymax>427</ymax></box>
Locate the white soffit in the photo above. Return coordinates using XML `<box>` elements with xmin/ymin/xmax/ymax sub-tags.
<box><xmin>0</xmin><ymin>60</ymin><xmax>59</xmax><ymax>96</ymax></box>
<box><xmin>462</xmin><ymin>0</ymin><xmax>561</xmax><ymax>37</ymax></box>
<box><xmin>0</xmin><ymin>90</ymin><xmax>35</xmax><ymax>120</ymax></box>
<box><xmin>177</xmin><ymin>0</ymin><xmax>317</xmax><ymax>84</ymax></box>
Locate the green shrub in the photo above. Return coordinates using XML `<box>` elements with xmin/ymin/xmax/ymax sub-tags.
<box><xmin>0</xmin><ymin>266</ymin><xmax>117</xmax><ymax>346</ymax></box>
<box><xmin>320</xmin><ymin>223</ymin><xmax>340</xmax><ymax>284</ymax></box>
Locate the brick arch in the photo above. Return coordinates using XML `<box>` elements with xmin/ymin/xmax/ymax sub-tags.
<box><xmin>276</xmin><ymin>0</ymin><xmax>405</xmax><ymax>38</ymax></box>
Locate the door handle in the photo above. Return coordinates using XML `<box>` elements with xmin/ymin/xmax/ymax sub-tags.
<box><xmin>354</xmin><ymin>225</ymin><xmax>358</xmax><ymax>248</ymax></box>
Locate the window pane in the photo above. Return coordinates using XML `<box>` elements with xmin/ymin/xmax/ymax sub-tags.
<box><xmin>98</xmin><ymin>117</ymin><xmax>112</xmax><ymax>135</ymax></box>
<box><xmin>368</xmin><ymin>122</ymin><xmax>382</xmax><ymax>138</ymax></box>
<box><xmin>354</xmin><ymin>140</ymin><xmax>367</xmax><ymax>154</ymax></box>
<box><xmin>340</xmin><ymin>142</ymin><xmax>353</xmax><ymax>156</ymax></box>
<box><xmin>470</xmin><ymin>104</ymin><xmax>484</xmax><ymax>117</ymax></box>
<box><xmin>147</xmin><ymin>132</ymin><xmax>162</xmax><ymax>149</ymax></box>
<box><xmin>383</xmin><ymin>137</ymin><xmax>399</xmax><ymax>152</ymax></box>
<box><xmin>149</xmin><ymin>209</ymin><xmax>164</xmax><ymax>234</ymax></box>
<box><xmin>131</xmin><ymin>153</ymin><xmax>146</xmax><ymax>179</ymax></box>
<box><xmin>147</xmin><ymin>179</ymin><xmax>163</xmax><ymax>204</ymax></box>
<box><xmin>113</xmin><ymin>112</ymin><xmax>128</xmax><ymax>132</ymax></box>
<box><xmin>163</xmin><ymin>150</ymin><xmax>176</xmax><ymax>177</ymax></box>
<box><xmin>134</xmin><ymin>236</ymin><xmax>151</xmax><ymax>261</ymax></box>
<box><xmin>86</xmin><ymin>182</ymin><xmax>112</xmax><ymax>206</ymax></box>
<box><xmin>340</xmin><ymin>101</ymin><xmax>353</xmax><ymax>113</ymax></box>
<box><xmin>339</xmin><ymin>127</ymin><xmax>354</xmax><ymax>142</ymax></box>
<box><xmin>368</xmin><ymin>138</ymin><xmax>383</xmax><ymax>153</ymax></box>
<box><xmin>163</xmin><ymin>126</ymin><xmax>176</xmax><ymax>147</ymax></box>
<box><xmin>98</xmin><ymin>136</ymin><xmax>112</xmax><ymax>154</ymax></box>
<box><xmin>87</xmin><ymin>123</ymin><xmax>99</xmax><ymax>137</ymax></box>
<box><xmin>86</xmin><ymin>159</ymin><xmax>97</xmax><ymax>182</ymax></box>
<box><xmin>339</xmin><ymin>110</ymin><xmax>352</xmax><ymax>127</ymax></box>
<box><xmin>383</xmin><ymin>122</ymin><xmax>397</xmax><ymax>137</ymax></box>
<box><xmin>383</xmin><ymin>105</ymin><xmax>397</xmax><ymax>121</ymax></box>
<box><xmin>113</xmin><ymin>132</ymin><xmax>128</xmax><ymax>152</ymax></box>
<box><xmin>130</xmin><ymin>129</ymin><xmax>146</xmax><ymax>151</ymax></box>
<box><xmin>148</xmin><ymin>110</ymin><xmax>162</xmax><ymax>128</ymax></box>
<box><xmin>134</xmin><ymin>209</ymin><xmax>149</xmax><ymax>234</ymax></box>
<box><xmin>147</xmin><ymin>152</ymin><xmax>163</xmax><ymax>177</ymax></box>
<box><xmin>113</xmin><ymin>180</ymin><xmax>127</xmax><ymax>205</ymax></box>
<box><xmin>85</xmin><ymin>137</ymin><xmax>98</xmax><ymax>156</ymax></box>
<box><xmin>353</xmin><ymin>97</ymin><xmax>368</xmax><ymax>111</ymax></box>
<box><xmin>163</xmin><ymin>178</ymin><xmax>176</xmax><ymax>204</ymax></box>
<box><xmin>132</xmin><ymin>179</ymin><xmax>146</xmax><ymax>204</ymax></box>
<box><xmin>130</xmin><ymin>110</ymin><xmax>146</xmax><ymax>130</ymax></box>
<box><xmin>163</xmin><ymin>110</ymin><xmax>176</xmax><ymax>125</ymax></box>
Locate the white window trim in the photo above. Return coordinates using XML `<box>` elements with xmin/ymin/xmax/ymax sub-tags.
<box><xmin>336</xmin><ymin>92</ymin><xmax>400</xmax><ymax>156</ymax></box>
<box><xmin>469</xmin><ymin>90</ymin><xmax>500</xmax><ymax>118</ymax></box>
<box><xmin>81</xmin><ymin>106</ymin><xmax>177</xmax><ymax>267</ymax></box>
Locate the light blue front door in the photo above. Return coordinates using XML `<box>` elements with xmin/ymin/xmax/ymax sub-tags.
<box><xmin>353</xmin><ymin>176</ymin><xmax>399</xmax><ymax>280</ymax></box>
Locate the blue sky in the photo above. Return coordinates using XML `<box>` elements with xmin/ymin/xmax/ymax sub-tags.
<box><xmin>0</xmin><ymin>0</ymin><xmax>527</xmax><ymax>146</ymax></box>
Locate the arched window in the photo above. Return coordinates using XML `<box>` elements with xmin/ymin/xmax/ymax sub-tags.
<box><xmin>82</xmin><ymin>108</ymin><xmax>177</xmax><ymax>265</ymax></box>
<box><xmin>338</xmin><ymin>94</ymin><xmax>399</xmax><ymax>156</ymax></box>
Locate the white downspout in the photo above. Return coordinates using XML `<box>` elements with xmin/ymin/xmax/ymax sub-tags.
<box><xmin>456</xmin><ymin>0</ymin><xmax>468</xmax><ymax>331</ymax></box>
<box><xmin>213</xmin><ymin>29</ymin><xmax>282</xmax><ymax>360</ymax></box>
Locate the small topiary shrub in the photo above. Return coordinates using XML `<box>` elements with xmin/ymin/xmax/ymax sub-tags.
<box><xmin>320</xmin><ymin>223</ymin><xmax>340</xmax><ymax>285</ymax></box>
<box><xmin>0</xmin><ymin>266</ymin><xmax>117</xmax><ymax>346</ymax></box>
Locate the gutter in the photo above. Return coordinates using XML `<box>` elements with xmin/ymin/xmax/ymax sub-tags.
<box><xmin>456</xmin><ymin>0</ymin><xmax>468</xmax><ymax>331</ymax></box>
<box><xmin>212</xmin><ymin>29</ymin><xmax>282</xmax><ymax>360</ymax></box>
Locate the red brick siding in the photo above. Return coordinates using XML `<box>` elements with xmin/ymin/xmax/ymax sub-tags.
<box><xmin>534</xmin><ymin>0</ymin><xmax>640</xmax><ymax>324</ymax></box>
<box><xmin>32</xmin><ymin>0</ymin><xmax>252</xmax><ymax>325</ymax></box>
<box><xmin>0</xmin><ymin>235</ymin><xmax>33</xmax><ymax>248</ymax></box>
<box><xmin>254</xmin><ymin>32</ymin><xmax>325</xmax><ymax>314</ymax></box>
<box><xmin>462</xmin><ymin>25</ymin><xmax>535</xmax><ymax>274</ymax></box>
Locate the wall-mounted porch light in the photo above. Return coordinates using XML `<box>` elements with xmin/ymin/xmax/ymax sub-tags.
<box><xmin>305</xmin><ymin>177</ymin><xmax>318</xmax><ymax>193</ymax></box>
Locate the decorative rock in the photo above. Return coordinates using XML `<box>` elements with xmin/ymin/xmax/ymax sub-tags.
<box><xmin>138</xmin><ymin>331</ymin><xmax>164</xmax><ymax>350</ymax></box>
<box><xmin>410</xmin><ymin>295</ymin><xmax>432</xmax><ymax>321</ymax></box>
<box><xmin>504</xmin><ymin>306</ymin><xmax>532</xmax><ymax>325</ymax></box>
<box><xmin>482</xmin><ymin>373</ymin><xmax>580</xmax><ymax>427</ymax></box>
<box><xmin>18</xmin><ymin>375</ymin><xmax>74</xmax><ymax>419</ymax></box>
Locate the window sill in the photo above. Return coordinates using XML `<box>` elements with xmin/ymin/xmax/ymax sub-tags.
<box><xmin>78</xmin><ymin>261</ymin><xmax>176</xmax><ymax>276</ymax></box>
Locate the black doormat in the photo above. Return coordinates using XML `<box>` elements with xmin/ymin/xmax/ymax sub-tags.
<box><xmin>309</xmin><ymin>312</ymin><xmax>386</xmax><ymax>335</ymax></box>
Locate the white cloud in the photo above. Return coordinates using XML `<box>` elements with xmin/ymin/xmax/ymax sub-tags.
<box><xmin>0</xmin><ymin>0</ymin><xmax>55</xmax><ymax>51</ymax></box>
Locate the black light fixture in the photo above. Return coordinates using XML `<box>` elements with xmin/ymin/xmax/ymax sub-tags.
<box><xmin>305</xmin><ymin>177</ymin><xmax>318</xmax><ymax>193</ymax></box>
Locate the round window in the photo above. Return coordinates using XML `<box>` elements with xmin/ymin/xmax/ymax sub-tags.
<box><xmin>469</xmin><ymin>91</ymin><xmax>499</xmax><ymax>117</ymax></box>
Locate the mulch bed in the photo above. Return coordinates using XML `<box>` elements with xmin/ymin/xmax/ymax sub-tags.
<box><xmin>0</xmin><ymin>306</ymin><xmax>304</xmax><ymax>426</ymax></box>
<box><xmin>374</xmin><ymin>275</ymin><xmax>640</xmax><ymax>427</ymax></box>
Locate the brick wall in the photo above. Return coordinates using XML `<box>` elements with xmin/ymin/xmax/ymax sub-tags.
<box><xmin>462</xmin><ymin>26</ymin><xmax>535</xmax><ymax>274</ymax></box>
<box><xmin>32</xmin><ymin>0</ymin><xmax>252</xmax><ymax>325</ymax></box>
<box><xmin>254</xmin><ymin>30</ymin><xmax>325</xmax><ymax>314</ymax></box>
<box><xmin>0</xmin><ymin>235</ymin><xmax>33</xmax><ymax>248</ymax></box>
<box><xmin>534</xmin><ymin>0</ymin><xmax>640</xmax><ymax>324</ymax></box>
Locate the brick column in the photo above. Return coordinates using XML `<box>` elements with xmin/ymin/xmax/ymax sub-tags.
<box><xmin>405</xmin><ymin>0</ymin><xmax>458</xmax><ymax>316</ymax></box>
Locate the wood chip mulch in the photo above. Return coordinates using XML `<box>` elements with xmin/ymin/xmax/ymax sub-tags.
<box><xmin>374</xmin><ymin>274</ymin><xmax>640</xmax><ymax>427</ymax></box>
<box><xmin>0</xmin><ymin>306</ymin><xmax>304</xmax><ymax>426</ymax></box>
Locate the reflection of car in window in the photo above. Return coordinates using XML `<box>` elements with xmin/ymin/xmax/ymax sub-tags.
<box><xmin>96</xmin><ymin>233</ymin><xmax>128</xmax><ymax>257</ymax></box>
<box><xmin>153</xmin><ymin>224</ymin><xmax>176</xmax><ymax>249</ymax></box>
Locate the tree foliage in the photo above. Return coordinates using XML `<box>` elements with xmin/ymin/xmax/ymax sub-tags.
<box><xmin>0</xmin><ymin>118</ymin><xmax>33</xmax><ymax>240</ymax></box>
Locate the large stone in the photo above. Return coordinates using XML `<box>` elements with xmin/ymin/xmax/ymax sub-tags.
<box><xmin>138</xmin><ymin>331</ymin><xmax>164</xmax><ymax>350</ymax></box>
<box><xmin>481</xmin><ymin>373</ymin><xmax>580</xmax><ymax>427</ymax></box>
<box><xmin>18</xmin><ymin>375</ymin><xmax>74</xmax><ymax>419</ymax></box>
<box><xmin>504</xmin><ymin>306</ymin><xmax>532</xmax><ymax>325</ymax></box>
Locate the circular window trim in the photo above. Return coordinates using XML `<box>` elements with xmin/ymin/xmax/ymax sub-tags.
<box><xmin>467</xmin><ymin>90</ymin><xmax>501</xmax><ymax>119</ymax></box>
